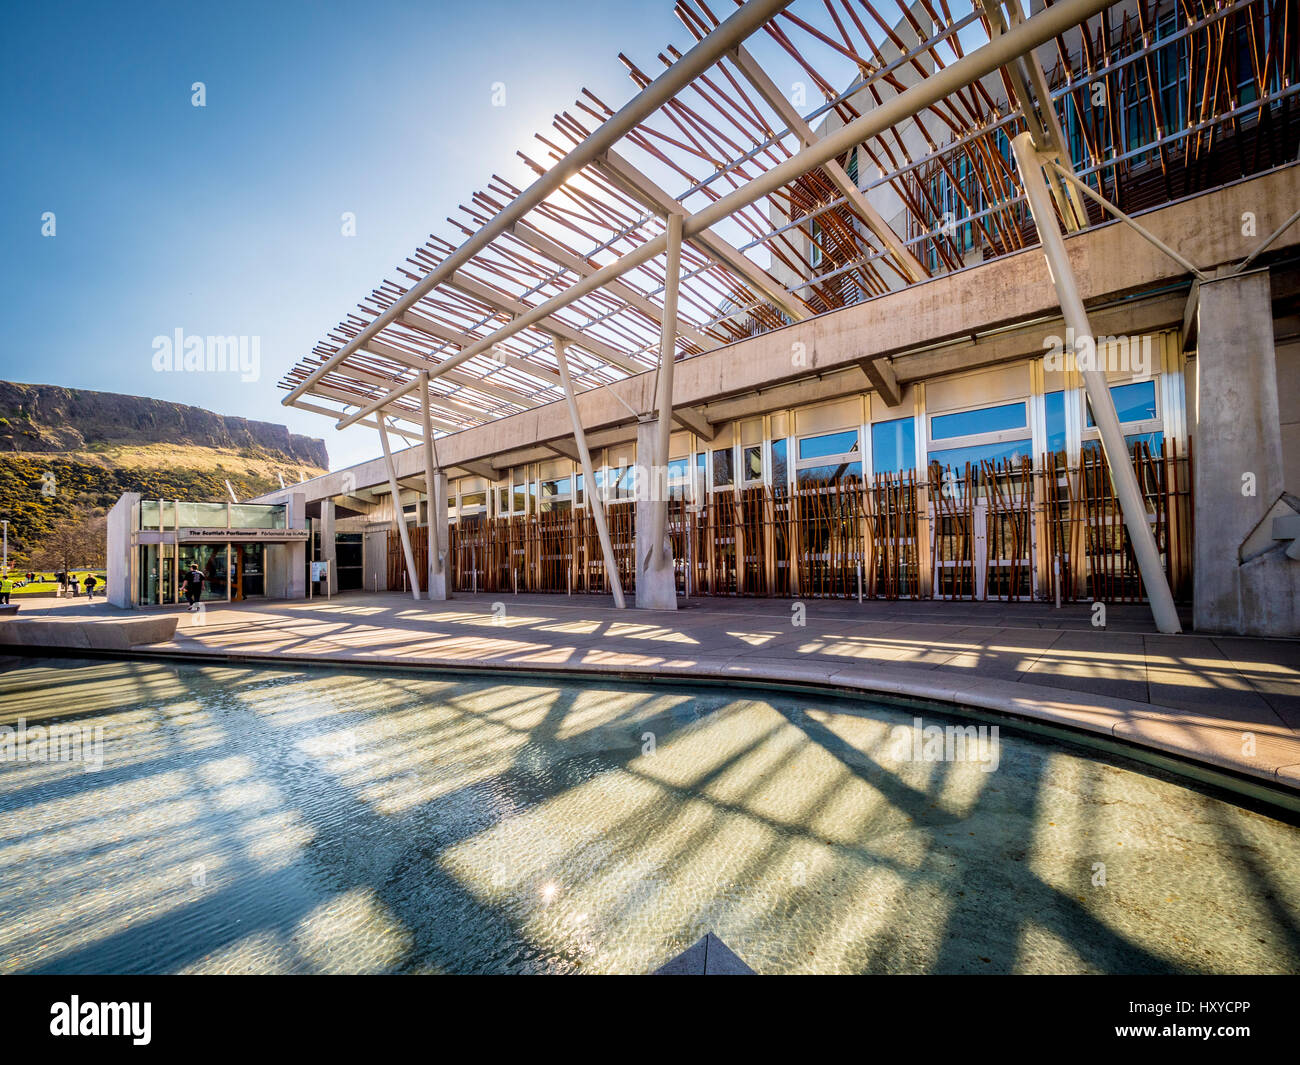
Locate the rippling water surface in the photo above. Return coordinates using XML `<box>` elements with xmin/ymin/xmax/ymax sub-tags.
<box><xmin>0</xmin><ymin>657</ymin><xmax>1296</xmax><ymax>974</ymax></box>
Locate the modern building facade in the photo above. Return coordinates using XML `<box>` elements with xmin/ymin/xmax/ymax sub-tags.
<box><xmin>113</xmin><ymin>0</ymin><xmax>1296</xmax><ymax>636</ymax></box>
<box><xmin>105</xmin><ymin>493</ymin><xmax>309</xmax><ymax>609</ymax></box>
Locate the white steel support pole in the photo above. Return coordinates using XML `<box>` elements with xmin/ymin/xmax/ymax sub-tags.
<box><xmin>377</xmin><ymin>414</ymin><xmax>422</xmax><ymax>601</ymax></box>
<box><xmin>554</xmin><ymin>339</ymin><xmax>626</xmax><ymax>609</ymax></box>
<box><xmin>1012</xmin><ymin>132</ymin><xmax>1181</xmax><ymax>634</ymax></box>
<box><xmin>649</xmin><ymin>211</ymin><xmax>683</xmax><ymax>570</ymax></box>
<box><xmin>419</xmin><ymin>372</ymin><xmax>443</xmax><ymax>586</ymax></box>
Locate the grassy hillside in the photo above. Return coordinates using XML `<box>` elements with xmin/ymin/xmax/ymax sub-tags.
<box><xmin>0</xmin><ymin>381</ymin><xmax>329</xmax><ymax>564</ymax></box>
<box><xmin>0</xmin><ymin>444</ymin><xmax>324</xmax><ymax>563</ymax></box>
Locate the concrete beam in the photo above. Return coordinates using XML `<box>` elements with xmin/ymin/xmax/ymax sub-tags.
<box><xmin>859</xmin><ymin>356</ymin><xmax>901</xmax><ymax>406</ymax></box>
<box><xmin>671</xmin><ymin>406</ymin><xmax>716</xmax><ymax>441</ymax></box>
<box><xmin>455</xmin><ymin>459</ymin><xmax>500</xmax><ymax>479</ymax></box>
<box><xmin>542</xmin><ymin>440</ymin><xmax>580</xmax><ymax>462</ymax></box>
<box><xmin>259</xmin><ymin>168</ymin><xmax>1300</xmax><ymax>504</ymax></box>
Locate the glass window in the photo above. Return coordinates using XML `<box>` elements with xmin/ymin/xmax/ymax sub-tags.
<box><xmin>666</xmin><ymin>457</ymin><xmax>689</xmax><ymax>500</ymax></box>
<box><xmin>176</xmin><ymin>502</ymin><xmax>229</xmax><ymax>528</ymax></box>
<box><xmin>229</xmin><ymin>504</ymin><xmax>285</xmax><ymax>529</ymax></box>
<box><xmin>929</xmin><ymin>439</ymin><xmax>1033</xmax><ymax>474</ymax></box>
<box><xmin>798</xmin><ymin>429</ymin><xmax>859</xmax><ymax>460</ymax></box>
<box><xmin>810</xmin><ymin>219</ymin><xmax>823</xmax><ymax>269</ymax></box>
<box><xmin>695</xmin><ymin>452</ymin><xmax>707</xmax><ymax>496</ymax></box>
<box><xmin>871</xmin><ymin>417</ymin><xmax>915</xmax><ymax>475</ymax></box>
<box><xmin>797</xmin><ymin>461</ymin><xmax>862</xmax><ymax>485</ymax></box>
<box><xmin>712</xmin><ymin>448</ymin><xmax>734</xmax><ymax>488</ymax></box>
<box><xmin>540</xmin><ymin>478</ymin><xmax>571</xmax><ymax>499</ymax></box>
<box><xmin>1083</xmin><ymin>430</ymin><xmax>1164</xmax><ymax>457</ymax></box>
<box><xmin>743</xmin><ymin>445</ymin><xmax>763</xmax><ymax>482</ymax></box>
<box><xmin>462</xmin><ymin>492</ymin><xmax>487</xmax><ymax>509</ymax></box>
<box><xmin>1086</xmin><ymin>380</ymin><xmax>1157</xmax><ymax>426</ymax></box>
<box><xmin>771</xmin><ymin>438</ymin><xmax>788</xmax><ymax>487</ymax></box>
<box><xmin>930</xmin><ymin>401</ymin><xmax>1026</xmax><ymax>441</ymax></box>
<box><xmin>1044</xmin><ymin>390</ymin><xmax>1067</xmax><ymax>457</ymax></box>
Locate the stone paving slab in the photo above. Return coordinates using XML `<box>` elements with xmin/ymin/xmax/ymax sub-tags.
<box><xmin>9</xmin><ymin>591</ymin><xmax>1300</xmax><ymax>791</ymax></box>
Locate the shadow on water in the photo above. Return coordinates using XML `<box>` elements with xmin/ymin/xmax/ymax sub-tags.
<box><xmin>0</xmin><ymin>657</ymin><xmax>1295</xmax><ymax>974</ymax></box>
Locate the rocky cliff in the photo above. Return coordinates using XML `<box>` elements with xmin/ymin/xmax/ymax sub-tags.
<box><xmin>0</xmin><ymin>381</ymin><xmax>328</xmax><ymax>468</ymax></box>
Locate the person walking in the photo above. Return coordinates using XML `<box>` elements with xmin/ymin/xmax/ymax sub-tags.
<box><xmin>68</xmin><ymin>573</ymin><xmax>80</xmax><ymax>598</ymax></box>
<box><xmin>185</xmin><ymin>566</ymin><xmax>205</xmax><ymax>611</ymax></box>
<box><xmin>83</xmin><ymin>573</ymin><xmax>98</xmax><ymax>599</ymax></box>
<box><xmin>0</xmin><ymin>573</ymin><xmax>12</xmax><ymax>606</ymax></box>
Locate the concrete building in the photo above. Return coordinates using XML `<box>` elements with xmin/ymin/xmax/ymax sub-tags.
<box><xmin>105</xmin><ymin>494</ymin><xmax>309</xmax><ymax>609</ymax></box>
<box><xmin>167</xmin><ymin>0</ymin><xmax>1297</xmax><ymax>635</ymax></box>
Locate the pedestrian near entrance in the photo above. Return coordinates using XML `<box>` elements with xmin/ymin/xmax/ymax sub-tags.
<box><xmin>185</xmin><ymin>566</ymin><xmax>205</xmax><ymax>611</ymax></box>
<box><xmin>68</xmin><ymin>574</ymin><xmax>80</xmax><ymax>597</ymax></box>
<box><xmin>0</xmin><ymin>574</ymin><xmax>12</xmax><ymax>605</ymax></box>
<box><xmin>56</xmin><ymin>571</ymin><xmax>67</xmax><ymax>598</ymax></box>
<box><xmin>84</xmin><ymin>574</ymin><xmax>98</xmax><ymax>599</ymax></box>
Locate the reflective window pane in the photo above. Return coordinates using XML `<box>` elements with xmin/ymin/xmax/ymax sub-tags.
<box><xmin>928</xmin><ymin>438</ymin><xmax>1032</xmax><ymax>474</ymax></box>
<box><xmin>796</xmin><ymin>461</ymin><xmax>862</xmax><ymax>485</ymax></box>
<box><xmin>1044</xmin><ymin>390</ymin><xmax>1067</xmax><ymax>457</ymax></box>
<box><xmin>1086</xmin><ymin>380</ymin><xmax>1158</xmax><ymax>426</ymax></box>
<box><xmin>871</xmin><ymin>417</ymin><xmax>915</xmax><ymax>475</ymax></box>
<box><xmin>930</xmin><ymin>401</ymin><xmax>1026</xmax><ymax>441</ymax></box>
<box><xmin>798</xmin><ymin>429</ymin><xmax>859</xmax><ymax>460</ymax></box>
<box><xmin>771</xmin><ymin>439</ymin><xmax>788</xmax><ymax>487</ymax></box>
<box><xmin>712</xmin><ymin>448</ymin><xmax>734</xmax><ymax>487</ymax></box>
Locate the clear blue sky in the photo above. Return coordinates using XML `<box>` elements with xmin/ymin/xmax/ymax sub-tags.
<box><xmin>1</xmin><ymin>0</ymin><xmax>768</xmax><ymax>470</ymax></box>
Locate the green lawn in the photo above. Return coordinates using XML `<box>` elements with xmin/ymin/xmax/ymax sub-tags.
<box><xmin>5</xmin><ymin>572</ymin><xmax>106</xmax><ymax>595</ymax></box>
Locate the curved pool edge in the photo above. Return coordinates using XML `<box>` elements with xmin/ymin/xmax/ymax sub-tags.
<box><xmin>6</xmin><ymin>643</ymin><xmax>1299</xmax><ymax>816</ymax></box>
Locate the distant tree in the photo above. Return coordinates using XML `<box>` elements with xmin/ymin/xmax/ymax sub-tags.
<box><xmin>31</xmin><ymin>510</ymin><xmax>106</xmax><ymax>573</ymax></box>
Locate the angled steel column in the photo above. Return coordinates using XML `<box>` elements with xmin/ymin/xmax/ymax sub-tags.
<box><xmin>1012</xmin><ymin>132</ymin><xmax>1180</xmax><ymax>633</ymax></box>
<box><xmin>649</xmin><ymin>211</ymin><xmax>683</xmax><ymax>572</ymax></box>
<box><xmin>554</xmin><ymin>338</ymin><xmax>626</xmax><ymax>609</ymax></box>
<box><xmin>418</xmin><ymin>371</ymin><xmax>447</xmax><ymax>599</ymax></box>
<box><xmin>377</xmin><ymin>414</ymin><xmax>422</xmax><ymax>601</ymax></box>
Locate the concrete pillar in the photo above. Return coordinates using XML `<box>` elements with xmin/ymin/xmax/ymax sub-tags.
<box><xmin>278</xmin><ymin>491</ymin><xmax>308</xmax><ymax>600</ymax></box>
<box><xmin>1194</xmin><ymin>268</ymin><xmax>1300</xmax><ymax>635</ymax></box>
<box><xmin>320</xmin><ymin>499</ymin><xmax>338</xmax><ymax>595</ymax></box>
<box><xmin>427</xmin><ymin>471</ymin><xmax>451</xmax><ymax>600</ymax></box>
<box><xmin>106</xmin><ymin>492</ymin><xmax>140</xmax><ymax>608</ymax></box>
<box><xmin>634</xmin><ymin>419</ymin><xmax>678</xmax><ymax>609</ymax></box>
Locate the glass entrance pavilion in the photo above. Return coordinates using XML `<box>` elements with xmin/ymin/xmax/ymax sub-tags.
<box><xmin>106</xmin><ymin>496</ymin><xmax>310</xmax><ymax>609</ymax></box>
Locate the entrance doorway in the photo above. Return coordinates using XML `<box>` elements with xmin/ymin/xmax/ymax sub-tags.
<box><xmin>230</xmin><ymin>544</ymin><xmax>265</xmax><ymax>600</ymax></box>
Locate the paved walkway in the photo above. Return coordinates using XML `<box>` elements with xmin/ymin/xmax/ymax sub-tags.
<box><xmin>10</xmin><ymin>591</ymin><xmax>1300</xmax><ymax>790</ymax></box>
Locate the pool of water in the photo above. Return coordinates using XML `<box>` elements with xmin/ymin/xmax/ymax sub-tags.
<box><xmin>0</xmin><ymin>657</ymin><xmax>1297</xmax><ymax>974</ymax></box>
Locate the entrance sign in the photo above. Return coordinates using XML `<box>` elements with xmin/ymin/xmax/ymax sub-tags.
<box><xmin>180</xmin><ymin>528</ymin><xmax>310</xmax><ymax>542</ymax></box>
